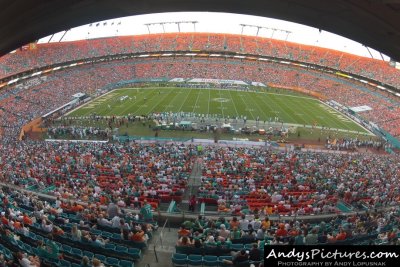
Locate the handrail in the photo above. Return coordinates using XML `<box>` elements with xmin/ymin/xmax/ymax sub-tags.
<box><xmin>153</xmin><ymin>218</ymin><xmax>169</xmax><ymax>263</ymax></box>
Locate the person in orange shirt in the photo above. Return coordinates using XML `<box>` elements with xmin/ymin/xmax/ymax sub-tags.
<box><xmin>23</xmin><ymin>213</ymin><xmax>33</xmax><ymax>225</ymax></box>
<box><xmin>71</xmin><ymin>202</ymin><xmax>84</xmax><ymax>212</ymax></box>
<box><xmin>178</xmin><ymin>225</ymin><xmax>191</xmax><ymax>237</ymax></box>
<box><xmin>264</xmin><ymin>206</ymin><xmax>273</xmax><ymax>215</ymax></box>
<box><xmin>52</xmin><ymin>226</ymin><xmax>65</xmax><ymax>236</ymax></box>
<box><xmin>335</xmin><ymin>230</ymin><xmax>347</xmax><ymax>241</ymax></box>
<box><xmin>1</xmin><ymin>215</ymin><xmax>9</xmax><ymax>225</ymax></box>
<box><xmin>60</xmin><ymin>201</ymin><xmax>69</xmax><ymax>210</ymax></box>
<box><xmin>13</xmin><ymin>220</ymin><xmax>22</xmax><ymax>230</ymax></box>
<box><xmin>230</xmin><ymin>217</ymin><xmax>240</xmax><ymax>229</ymax></box>
<box><xmin>261</xmin><ymin>217</ymin><xmax>271</xmax><ymax>230</ymax></box>
<box><xmin>130</xmin><ymin>230</ymin><xmax>147</xmax><ymax>242</ymax></box>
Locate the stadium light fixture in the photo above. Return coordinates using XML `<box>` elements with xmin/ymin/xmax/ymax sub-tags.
<box><xmin>59</xmin><ymin>29</ymin><xmax>70</xmax><ymax>42</ymax></box>
<box><xmin>379</xmin><ymin>52</ymin><xmax>385</xmax><ymax>61</ymax></box>
<box><xmin>144</xmin><ymin>21</ymin><xmax>198</xmax><ymax>34</ymax></box>
<box><xmin>239</xmin><ymin>24</ymin><xmax>291</xmax><ymax>39</ymax></box>
<box><xmin>363</xmin><ymin>45</ymin><xmax>374</xmax><ymax>59</ymax></box>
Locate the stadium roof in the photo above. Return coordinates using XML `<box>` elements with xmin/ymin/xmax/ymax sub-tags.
<box><xmin>38</xmin><ymin>13</ymin><xmax>389</xmax><ymax>60</ymax></box>
<box><xmin>1</xmin><ymin>0</ymin><xmax>400</xmax><ymax>61</ymax></box>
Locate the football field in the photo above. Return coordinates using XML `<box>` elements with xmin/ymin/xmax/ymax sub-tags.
<box><xmin>67</xmin><ymin>87</ymin><xmax>368</xmax><ymax>133</ymax></box>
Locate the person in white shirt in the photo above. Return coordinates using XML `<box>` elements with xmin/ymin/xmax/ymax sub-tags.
<box><xmin>218</xmin><ymin>224</ymin><xmax>231</xmax><ymax>240</ymax></box>
<box><xmin>41</xmin><ymin>219</ymin><xmax>53</xmax><ymax>233</ymax></box>
<box><xmin>17</xmin><ymin>251</ymin><xmax>40</xmax><ymax>267</ymax></box>
<box><xmin>97</xmin><ymin>215</ymin><xmax>112</xmax><ymax>227</ymax></box>
<box><xmin>55</xmin><ymin>197</ymin><xmax>62</xmax><ymax>208</ymax></box>
<box><xmin>251</xmin><ymin>216</ymin><xmax>262</xmax><ymax>231</ymax></box>
<box><xmin>111</xmin><ymin>215</ymin><xmax>121</xmax><ymax>228</ymax></box>
<box><xmin>117</xmin><ymin>198</ymin><xmax>126</xmax><ymax>207</ymax></box>
<box><xmin>239</xmin><ymin>215</ymin><xmax>249</xmax><ymax>231</ymax></box>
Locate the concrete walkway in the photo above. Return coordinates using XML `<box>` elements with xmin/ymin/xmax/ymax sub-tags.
<box><xmin>137</xmin><ymin>224</ymin><xmax>178</xmax><ymax>267</ymax></box>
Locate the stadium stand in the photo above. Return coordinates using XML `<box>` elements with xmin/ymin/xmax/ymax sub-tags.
<box><xmin>0</xmin><ymin>141</ymin><xmax>194</xmax><ymax>265</ymax></box>
<box><xmin>1</xmin><ymin>33</ymin><xmax>400</xmax><ymax>266</ymax></box>
<box><xmin>1</xmin><ymin>33</ymin><xmax>400</xmax><ymax>88</ymax></box>
<box><xmin>2</xmin><ymin>140</ymin><xmax>399</xmax><ymax>265</ymax></box>
<box><xmin>1</xmin><ymin>56</ymin><xmax>400</xmax><ymax>140</ymax></box>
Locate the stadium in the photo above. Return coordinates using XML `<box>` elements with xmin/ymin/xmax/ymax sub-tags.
<box><xmin>1</xmin><ymin>1</ymin><xmax>400</xmax><ymax>267</ymax></box>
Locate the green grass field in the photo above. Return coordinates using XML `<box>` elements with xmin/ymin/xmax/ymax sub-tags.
<box><xmin>67</xmin><ymin>87</ymin><xmax>368</xmax><ymax>133</ymax></box>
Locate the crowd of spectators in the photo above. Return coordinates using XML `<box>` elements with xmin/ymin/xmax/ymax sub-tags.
<box><xmin>0</xmin><ymin>139</ymin><xmax>399</xmax><ymax>250</ymax></box>
<box><xmin>196</xmin><ymin>146</ymin><xmax>400</xmax><ymax>215</ymax></box>
<box><xmin>1</xmin><ymin>33</ymin><xmax>400</xmax><ymax>265</ymax></box>
<box><xmin>1</xmin><ymin>33</ymin><xmax>400</xmax><ymax>88</ymax></box>
<box><xmin>1</xmin><ymin>139</ymin><xmax>399</xmax><ymax>218</ymax></box>
<box><xmin>0</xmin><ymin>141</ymin><xmax>192</xmax><ymax>207</ymax></box>
<box><xmin>0</xmin><ymin>183</ymin><xmax>157</xmax><ymax>266</ymax></box>
<box><xmin>0</xmin><ymin>61</ymin><xmax>136</xmax><ymax>140</ymax></box>
<box><xmin>174</xmin><ymin>209</ymin><xmax>400</xmax><ymax>257</ymax></box>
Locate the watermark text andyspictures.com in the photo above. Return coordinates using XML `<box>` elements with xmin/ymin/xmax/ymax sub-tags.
<box><xmin>276</xmin><ymin>261</ymin><xmax>386</xmax><ymax>266</ymax></box>
<box><xmin>266</xmin><ymin>248</ymin><xmax>399</xmax><ymax>261</ymax></box>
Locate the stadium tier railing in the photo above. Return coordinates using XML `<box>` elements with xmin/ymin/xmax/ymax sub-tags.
<box><xmin>153</xmin><ymin>218</ymin><xmax>169</xmax><ymax>263</ymax></box>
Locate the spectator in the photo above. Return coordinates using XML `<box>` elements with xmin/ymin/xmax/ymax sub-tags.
<box><xmin>249</xmin><ymin>243</ymin><xmax>262</xmax><ymax>262</ymax></box>
<box><xmin>140</xmin><ymin>200</ymin><xmax>153</xmax><ymax>222</ymax></box>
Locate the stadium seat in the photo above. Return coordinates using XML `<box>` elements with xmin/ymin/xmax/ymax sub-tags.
<box><xmin>62</xmin><ymin>244</ymin><xmax>72</xmax><ymax>254</ymax></box>
<box><xmin>102</xmin><ymin>231</ymin><xmax>113</xmax><ymax>238</ymax></box>
<box><xmin>23</xmin><ymin>243</ymin><xmax>33</xmax><ymax>254</ymax></box>
<box><xmin>91</xmin><ymin>229</ymin><xmax>102</xmax><ymax>235</ymax></box>
<box><xmin>203</xmin><ymin>255</ymin><xmax>218</xmax><ymax>266</ymax></box>
<box><xmin>127</xmin><ymin>248</ymin><xmax>142</xmax><ymax>259</ymax></box>
<box><xmin>244</xmin><ymin>244</ymin><xmax>254</xmax><ymax>250</ymax></box>
<box><xmin>119</xmin><ymin>260</ymin><xmax>134</xmax><ymax>267</ymax></box>
<box><xmin>218</xmin><ymin>256</ymin><xmax>233</xmax><ymax>267</ymax></box>
<box><xmin>32</xmin><ymin>247</ymin><xmax>40</xmax><ymax>256</ymax></box>
<box><xmin>36</xmin><ymin>235</ymin><xmax>44</xmax><ymax>242</ymax></box>
<box><xmin>95</xmin><ymin>254</ymin><xmax>107</xmax><ymax>262</ymax></box>
<box><xmin>71</xmin><ymin>247</ymin><xmax>83</xmax><ymax>258</ymax></box>
<box><xmin>187</xmin><ymin>254</ymin><xmax>203</xmax><ymax>266</ymax></box>
<box><xmin>131</xmin><ymin>241</ymin><xmax>147</xmax><ymax>250</ymax></box>
<box><xmin>105</xmin><ymin>243</ymin><xmax>116</xmax><ymax>250</ymax></box>
<box><xmin>112</xmin><ymin>233</ymin><xmax>122</xmax><ymax>240</ymax></box>
<box><xmin>46</xmin><ymin>258</ymin><xmax>60</xmax><ymax>265</ymax></box>
<box><xmin>28</xmin><ymin>232</ymin><xmax>37</xmax><ymax>240</ymax></box>
<box><xmin>59</xmin><ymin>259</ymin><xmax>72</xmax><ymax>267</ymax></box>
<box><xmin>83</xmin><ymin>250</ymin><xmax>94</xmax><ymax>259</ymax></box>
<box><xmin>105</xmin><ymin>257</ymin><xmax>120</xmax><ymax>267</ymax></box>
<box><xmin>231</xmin><ymin>243</ymin><xmax>244</xmax><ymax>250</ymax></box>
<box><xmin>172</xmin><ymin>253</ymin><xmax>188</xmax><ymax>267</ymax></box>
<box><xmin>116</xmin><ymin>245</ymin><xmax>128</xmax><ymax>254</ymax></box>
<box><xmin>4</xmin><ymin>248</ymin><xmax>13</xmax><ymax>260</ymax></box>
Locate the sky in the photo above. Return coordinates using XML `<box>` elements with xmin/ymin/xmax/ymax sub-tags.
<box><xmin>38</xmin><ymin>12</ymin><xmax>390</xmax><ymax>61</ymax></box>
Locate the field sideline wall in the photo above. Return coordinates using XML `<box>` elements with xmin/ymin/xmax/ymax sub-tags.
<box><xmin>268</xmin><ymin>83</ymin><xmax>327</xmax><ymax>100</ymax></box>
